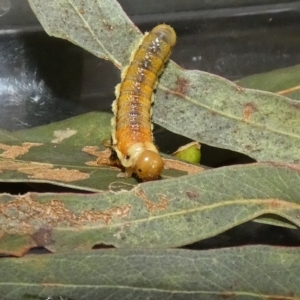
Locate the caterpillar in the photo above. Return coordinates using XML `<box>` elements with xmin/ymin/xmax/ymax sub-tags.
<box><xmin>109</xmin><ymin>24</ymin><xmax>176</xmax><ymax>181</ymax></box>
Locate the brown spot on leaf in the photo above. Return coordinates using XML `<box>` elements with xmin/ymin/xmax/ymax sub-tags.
<box><xmin>83</xmin><ymin>146</ymin><xmax>105</xmax><ymax>166</ymax></box>
<box><xmin>186</xmin><ymin>190</ymin><xmax>199</xmax><ymax>199</ymax></box>
<box><xmin>272</xmin><ymin>163</ymin><xmax>300</xmax><ymax>171</ymax></box>
<box><xmin>82</xmin><ymin>146</ymin><xmax>103</xmax><ymax>157</ymax></box>
<box><xmin>235</xmin><ymin>85</ymin><xmax>244</xmax><ymax>93</ymax></box>
<box><xmin>0</xmin><ymin>194</ymin><xmax>132</xmax><ymax>238</ymax></box>
<box><xmin>0</xmin><ymin>160</ymin><xmax>89</xmax><ymax>182</ymax></box>
<box><xmin>243</xmin><ymin>102</ymin><xmax>257</xmax><ymax>121</ymax></box>
<box><xmin>289</xmin><ymin>101</ymin><xmax>300</xmax><ymax>110</ymax></box>
<box><xmin>174</xmin><ymin>77</ymin><xmax>189</xmax><ymax>95</ymax></box>
<box><xmin>264</xmin><ymin>296</ymin><xmax>295</xmax><ymax>300</ymax></box>
<box><xmin>135</xmin><ymin>187</ymin><xmax>169</xmax><ymax>212</ymax></box>
<box><xmin>0</xmin><ymin>142</ymin><xmax>43</xmax><ymax>159</ymax></box>
<box><xmin>96</xmin><ymin>151</ymin><xmax>113</xmax><ymax>166</ymax></box>
<box><xmin>164</xmin><ymin>158</ymin><xmax>204</xmax><ymax>175</ymax></box>
<box><xmin>83</xmin><ymin>146</ymin><xmax>121</xmax><ymax>170</ymax></box>
<box><xmin>266</xmin><ymin>198</ymin><xmax>298</xmax><ymax>209</ymax></box>
<box><xmin>86</xmin><ymin>160</ymin><xmax>100</xmax><ymax>167</ymax></box>
<box><xmin>220</xmin><ymin>292</ymin><xmax>237</xmax><ymax>300</ymax></box>
<box><xmin>80</xmin><ymin>204</ymin><xmax>131</xmax><ymax>224</ymax></box>
<box><xmin>31</xmin><ymin>227</ymin><xmax>54</xmax><ymax>247</ymax></box>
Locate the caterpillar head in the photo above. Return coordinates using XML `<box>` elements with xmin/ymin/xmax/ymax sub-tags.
<box><xmin>134</xmin><ymin>150</ymin><xmax>164</xmax><ymax>181</ymax></box>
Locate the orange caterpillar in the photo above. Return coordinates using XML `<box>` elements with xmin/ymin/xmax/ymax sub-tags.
<box><xmin>110</xmin><ymin>24</ymin><xmax>176</xmax><ymax>181</ymax></box>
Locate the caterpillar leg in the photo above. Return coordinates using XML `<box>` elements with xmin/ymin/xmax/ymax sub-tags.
<box><xmin>116</xmin><ymin>166</ymin><xmax>133</xmax><ymax>178</ymax></box>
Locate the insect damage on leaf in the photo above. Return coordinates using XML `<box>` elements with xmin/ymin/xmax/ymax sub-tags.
<box><xmin>134</xmin><ymin>187</ymin><xmax>169</xmax><ymax>212</ymax></box>
<box><xmin>108</xmin><ymin>181</ymin><xmax>136</xmax><ymax>192</ymax></box>
<box><xmin>235</xmin><ymin>85</ymin><xmax>244</xmax><ymax>93</ymax></box>
<box><xmin>0</xmin><ymin>142</ymin><xmax>43</xmax><ymax>159</ymax></box>
<box><xmin>243</xmin><ymin>102</ymin><xmax>258</xmax><ymax>122</ymax></box>
<box><xmin>51</xmin><ymin>128</ymin><xmax>77</xmax><ymax>143</ymax></box>
<box><xmin>0</xmin><ymin>194</ymin><xmax>132</xmax><ymax>239</ymax></box>
<box><xmin>31</xmin><ymin>227</ymin><xmax>54</xmax><ymax>247</ymax></box>
<box><xmin>164</xmin><ymin>158</ymin><xmax>204</xmax><ymax>174</ymax></box>
<box><xmin>82</xmin><ymin>146</ymin><xmax>108</xmax><ymax>166</ymax></box>
<box><xmin>82</xmin><ymin>146</ymin><xmax>102</xmax><ymax>157</ymax></box>
<box><xmin>82</xmin><ymin>146</ymin><xmax>120</xmax><ymax>170</ymax></box>
<box><xmin>174</xmin><ymin>77</ymin><xmax>190</xmax><ymax>95</ymax></box>
<box><xmin>0</xmin><ymin>160</ymin><xmax>89</xmax><ymax>182</ymax></box>
<box><xmin>185</xmin><ymin>190</ymin><xmax>199</xmax><ymax>200</ymax></box>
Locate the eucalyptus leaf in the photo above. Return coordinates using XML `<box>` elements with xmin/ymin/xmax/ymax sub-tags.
<box><xmin>253</xmin><ymin>214</ymin><xmax>298</xmax><ymax>229</ymax></box>
<box><xmin>28</xmin><ymin>0</ymin><xmax>300</xmax><ymax>163</ymax></box>
<box><xmin>237</xmin><ymin>64</ymin><xmax>300</xmax><ymax>100</ymax></box>
<box><xmin>1</xmin><ymin>163</ymin><xmax>300</xmax><ymax>256</ymax></box>
<box><xmin>28</xmin><ymin>0</ymin><xmax>141</xmax><ymax>69</ymax></box>
<box><xmin>0</xmin><ymin>128</ymin><xmax>18</xmax><ymax>142</ymax></box>
<box><xmin>0</xmin><ymin>246</ymin><xmax>299</xmax><ymax>299</ymax></box>
<box><xmin>0</xmin><ymin>112</ymin><xmax>189</xmax><ymax>192</ymax></box>
<box><xmin>0</xmin><ymin>112</ymin><xmax>124</xmax><ymax>192</ymax></box>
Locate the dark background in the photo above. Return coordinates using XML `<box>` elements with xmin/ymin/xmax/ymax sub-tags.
<box><xmin>1</xmin><ymin>0</ymin><xmax>299</xmax><ymax>131</ymax></box>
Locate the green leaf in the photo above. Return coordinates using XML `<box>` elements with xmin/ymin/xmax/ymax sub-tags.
<box><xmin>0</xmin><ymin>112</ymin><xmax>190</xmax><ymax>191</ymax></box>
<box><xmin>28</xmin><ymin>0</ymin><xmax>300</xmax><ymax>163</ymax></box>
<box><xmin>237</xmin><ymin>64</ymin><xmax>300</xmax><ymax>100</ymax></box>
<box><xmin>0</xmin><ymin>128</ymin><xmax>18</xmax><ymax>142</ymax></box>
<box><xmin>0</xmin><ymin>246</ymin><xmax>299</xmax><ymax>299</ymax></box>
<box><xmin>1</xmin><ymin>162</ymin><xmax>300</xmax><ymax>256</ymax></box>
<box><xmin>0</xmin><ymin>112</ymin><xmax>120</xmax><ymax>192</ymax></box>
<box><xmin>253</xmin><ymin>214</ymin><xmax>298</xmax><ymax>229</ymax></box>
<box><xmin>28</xmin><ymin>0</ymin><xmax>141</xmax><ymax>69</ymax></box>
<box><xmin>156</xmin><ymin>65</ymin><xmax>300</xmax><ymax>163</ymax></box>
<box><xmin>16</xmin><ymin>111</ymin><xmax>111</xmax><ymax>146</ymax></box>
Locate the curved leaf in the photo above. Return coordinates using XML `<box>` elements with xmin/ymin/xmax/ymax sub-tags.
<box><xmin>0</xmin><ymin>112</ymin><xmax>194</xmax><ymax>191</ymax></box>
<box><xmin>237</xmin><ymin>64</ymin><xmax>300</xmax><ymax>100</ymax></box>
<box><xmin>1</xmin><ymin>162</ymin><xmax>300</xmax><ymax>256</ymax></box>
<box><xmin>156</xmin><ymin>65</ymin><xmax>300</xmax><ymax>163</ymax></box>
<box><xmin>28</xmin><ymin>0</ymin><xmax>300</xmax><ymax>163</ymax></box>
<box><xmin>28</xmin><ymin>0</ymin><xmax>141</xmax><ymax>69</ymax></box>
<box><xmin>0</xmin><ymin>112</ymin><xmax>115</xmax><ymax>192</ymax></box>
<box><xmin>0</xmin><ymin>246</ymin><xmax>299</xmax><ymax>299</ymax></box>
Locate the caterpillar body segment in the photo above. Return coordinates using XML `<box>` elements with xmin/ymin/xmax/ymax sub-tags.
<box><xmin>111</xmin><ymin>24</ymin><xmax>176</xmax><ymax>181</ymax></box>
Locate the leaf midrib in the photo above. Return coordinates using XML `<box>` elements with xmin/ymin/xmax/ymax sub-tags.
<box><xmin>159</xmin><ymin>82</ymin><xmax>300</xmax><ymax>141</ymax></box>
